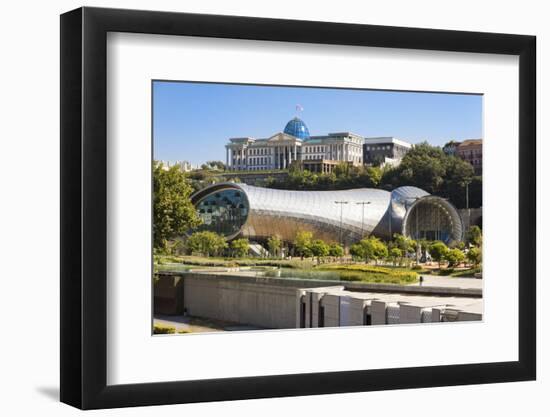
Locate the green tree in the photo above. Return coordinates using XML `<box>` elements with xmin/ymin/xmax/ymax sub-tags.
<box><xmin>266</xmin><ymin>163</ymin><xmax>381</xmax><ymax>191</ymax></box>
<box><xmin>294</xmin><ymin>230</ymin><xmax>313</xmax><ymax>259</ymax></box>
<box><xmin>372</xmin><ymin>238</ymin><xmax>388</xmax><ymax>263</ymax></box>
<box><xmin>380</xmin><ymin>142</ymin><xmax>478</xmax><ymax>209</ymax></box>
<box><xmin>445</xmin><ymin>248</ymin><xmax>465</xmax><ymax>267</ymax></box>
<box><xmin>267</xmin><ymin>235</ymin><xmax>283</xmax><ymax>258</ymax></box>
<box><xmin>350</xmin><ymin>237</ymin><xmax>388</xmax><ymax>264</ymax></box>
<box><xmin>428</xmin><ymin>241</ymin><xmax>449</xmax><ymax>268</ymax></box>
<box><xmin>350</xmin><ymin>243</ymin><xmax>364</xmax><ymax>261</ymax></box>
<box><xmin>383</xmin><ymin>142</ymin><xmax>448</xmax><ymax>194</ymax></box>
<box><xmin>153</xmin><ymin>162</ymin><xmax>202</xmax><ymax>251</ymax></box>
<box><xmin>449</xmin><ymin>240</ymin><xmax>466</xmax><ymax>251</ymax></box>
<box><xmin>467</xmin><ymin>247</ymin><xmax>482</xmax><ymax>266</ymax></box>
<box><xmin>328</xmin><ymin>243</ymin><xmax>344</xmax><ymax>259</ymax></box>
<box><xmin>310</xmin><ymin>239</ymin><xmax>329</xmax><ymax>264</ymax></box>
<box><xmin>466</xmin><ymin>225</ymin><xmax>482</xmax><ymax>247</ymax></box>
<box><xmin>388</xmin><ymin>247</ymin><xmax>402</xmax><ymax>266</ymax></box>
<box><xmin>230</xmin><ymin>238</ymin><xmax>249</xmax><ymax>258</ymax></box>
<box><xmin>392</xmin><ymin>234</ymin><xmax>416</xmax><ymax>264</ymax></box>
<box><xmin>186</xmin><ymin>231</ymin><xmax>227</xmax><ymax>257</ymax></box>
<box><xmin>417</xmin><ymin>238</ymin><xmax>430</xmax><ymax>263</ymax></box>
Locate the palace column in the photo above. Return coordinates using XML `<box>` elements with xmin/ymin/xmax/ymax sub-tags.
<box><xmin>294</xmin><ymin>144</ymin><xmax>297</xmax><ymax>161</ymax></box>
<box><xmin>226</xmin><ymin>148</ymin><xmax>229</xmax><ymax>169</ymax></box>
<box><xmin>286</xmin><ymin>145</ymin><xmax>289</xmax><ymax>168</ymax></box>
<box><xmin>287</xmin><ymin>145</ymin><xmax>291</xmax><ymax>166</ymax></box>
<box><xmin>285</xmin><ymin>146</ymin><xmax>290</xmax><ymax>168</ymax></box>
<box><xmin>288</xmin><ymin>145</ymin><xmax>292</xmax><ymax>165</ymax></box>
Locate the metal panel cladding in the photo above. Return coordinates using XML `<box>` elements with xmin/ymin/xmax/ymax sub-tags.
<box><xmin>190</xmin><ymin>183</ymin><xmax>463</xmax><ymax>245</ymax></box>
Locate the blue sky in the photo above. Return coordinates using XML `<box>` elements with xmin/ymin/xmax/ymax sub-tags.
<box><xmin>153</xmin><ymin>81</ymin><xmax>482</xmax><ymax>165</ymax></box>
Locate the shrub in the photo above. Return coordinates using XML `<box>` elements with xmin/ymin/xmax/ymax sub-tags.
<box><xmin>466</xmin><ymin>225</ymin><xmax>482</xmax><ymax>247</ymax></box>
<box><xmin>230</xmin><ymin>238</ymin><xmax>250</xmax><ymax>258</ymax></box>
<box><xmin>293</xmin><ymin>230</ymin><xmax>313</xmax><ymax>258</ymax></box>
<box><xmin>387</xmin><ymin>247</ymin><xmax>402</xmax><ymax>265</ymax></box>
<box><xmin>445</xmin><ymin>248</ymin><xmax>465</xmax><ymax>267</ymax></box>
<box><xmin>186</xmin><ymin>231</ymin><xmax>227</xmax><ymax>257</ymax></box>
<box><xmin>328</xmin><ymin>243</ymin><xmax>344</xmax><ymax>258</ymax></box>
<box><xmin>467</xmin><ymin>247</ymin><xmax>482</xmax><ymax>266</ymax></box>
<box><xmin>310</xmin><ymin>239</ymin><xmax>329</xmax><ymax>263</ymax></box>
<box><xmin>350</xmin><ymin>237</ymin><xmax>388</xmax><ymax>264</ymax></box>
<box><xmin>428</xmin><ymin>241</ymin><xmax>449</xmax><ymax>267</ymax></box>
<box><xmin>267</xmin><ymin>235</ymin><xmax>283</xmax><ymax>257</ymax></box>
<box><xmin>450</xmin><ymin>266</ymin><xmax>482</xmax><ymax>278</ymax></box>
<box><xmin>338</xmin><ymin>271</ymin><xmax>417</xmax><ymax>284</ymax></box>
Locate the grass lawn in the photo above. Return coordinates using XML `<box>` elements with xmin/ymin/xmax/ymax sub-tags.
<box><xmin>155</xmin><ymin>255</ymin><xmax>484</xmax><ymax>284</ymax></box>
<box><xmin>449</xmin><ymin>267</ymin><xmax>482</xmax><ymax>278</ymax></box>
<box><xmin>317</xmin><ymin>264</ymin><xmax>418</xmax><ymax>284</ymax></box>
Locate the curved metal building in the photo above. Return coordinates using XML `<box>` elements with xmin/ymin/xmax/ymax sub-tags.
<box><xmin>190</xmin><ymin>183</ymin><xmax>463</xmax><ymax>245</ymax></box>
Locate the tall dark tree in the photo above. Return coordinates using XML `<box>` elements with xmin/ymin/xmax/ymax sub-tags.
<box><xmin>380</xmin><ymin>142</ymin><xmax>479</xmax><ymax>208</ymax></box>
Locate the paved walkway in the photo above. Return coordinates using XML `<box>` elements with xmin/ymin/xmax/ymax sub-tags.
<box><xmin>412</xmin><ymin>275</ymin><xmax>483</xmax><ymax>290</ymax></box>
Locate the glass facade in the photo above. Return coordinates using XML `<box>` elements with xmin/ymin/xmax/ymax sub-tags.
<box><xmin>404</xmin><ymin>200</ymin><xmax>454</xmax><ymax>242</ymax></box>
<box><xmin>195</xmin><ymin>189</ymin><xmax>249</xmax><ymax>238</ymax></box>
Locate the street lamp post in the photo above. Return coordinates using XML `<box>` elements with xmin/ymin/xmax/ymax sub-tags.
<box><xmin>463</xmin><ymin>179</ymin><xmax>471</xmax><ymax>230</ymax></box>
<box><xmin>466</xmin><ymin>180</ymin><xmax>470</xmax><ymax>210</ymax></box>
<box><xmin>334</xmin><ymin>201</ymin><xmax>349</xmax><ymax>247</ymax></box>
<box><xmin>356</xmin><ymin>201</ymin><xmax>371</xmax><ymax>238</ymax></box>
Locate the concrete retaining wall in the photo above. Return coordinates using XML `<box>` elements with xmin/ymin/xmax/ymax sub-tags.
<box><xmin>183</xmin><ymin>274</ymin><xmax>298</xmax><ymax>329</ymax></box>
<box><xmin>154</xmin><ymin>272</ymin><xmax>482</xmax><ymax>329</ymax></box>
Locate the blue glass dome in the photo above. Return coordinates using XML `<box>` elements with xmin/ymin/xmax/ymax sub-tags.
<box><xmin>283</xmin><ymin>117</ymin><xmax>310</xmax><ymax>139</ymax></box>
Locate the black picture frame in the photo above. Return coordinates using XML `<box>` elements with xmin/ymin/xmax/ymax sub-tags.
<box><xmin>60</xmin><ymin>6</ymin><xmax>536</xmax><ymax>410</ymax></box>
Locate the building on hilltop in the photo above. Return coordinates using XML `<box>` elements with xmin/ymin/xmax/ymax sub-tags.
<box><xmin>157</xmin><ymin>160</ymin><xmax>195</xmax><ymax>172</ymax></box>
<box><xmin>225</xmin><ymin>117</ymin><xmax>364</xmax><ymax>173</ymax></box>
<box><xmin>456</xmin><ymin>139</ymin><xmax>482</xmax><ymax>175</ymax></box>
<box><xmin>362</xmin><ymin>137</ymin><xmax>413</xmax><ymax>167</ymax></box>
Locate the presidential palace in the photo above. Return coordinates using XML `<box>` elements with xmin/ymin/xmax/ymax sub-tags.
<box><xmin>224</xmin><ymin>117</ymin><xmax>412</xmax><ymax>173</ymax></box>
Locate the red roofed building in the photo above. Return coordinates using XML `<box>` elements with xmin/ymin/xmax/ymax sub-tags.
<box><xmin>456</xmin><ymin>139</ymin><xmax>482</xmax><ymax>175</ymax></box>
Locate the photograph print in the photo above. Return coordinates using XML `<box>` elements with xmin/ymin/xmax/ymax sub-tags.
<box><xmin>152</xmin><ymin>81</ymin><xmax>483</xmax><ymax>335</ymax></box>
